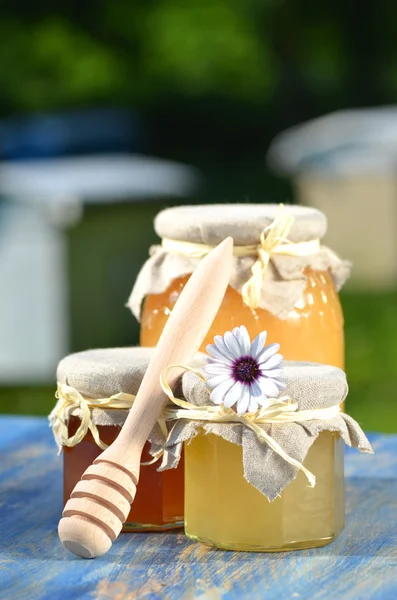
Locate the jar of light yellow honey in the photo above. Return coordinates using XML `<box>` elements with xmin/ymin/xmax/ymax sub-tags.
<box><xmin>128</xmin><ymin>204</ymin><xmax>351</xmax><ymax>369</ymax></box>
<box><xmin>185</xmin><ymin>431</ymin><xmax>344</xmax><ymax>551</ymax></box>
<box><xmin>160</xmin><ymin>360</ymin><xmax>372</xmax><ymax>552</ymax></box>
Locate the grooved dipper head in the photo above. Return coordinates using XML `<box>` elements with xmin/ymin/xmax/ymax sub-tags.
<box><xmin>58</xmin><ymin>516</ymin><xmax>113</xmax><ymax>558</ymax></box>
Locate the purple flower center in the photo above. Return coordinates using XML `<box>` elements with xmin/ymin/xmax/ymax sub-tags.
<box><xmin>233</xmin><ymin>356</ymin><xmax>260</xmax><ymax>384</ymax></box>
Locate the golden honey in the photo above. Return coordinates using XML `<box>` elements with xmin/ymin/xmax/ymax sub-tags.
<box><xmin>184</xmin><ymin>431</ymin><xmax>344</xmax><ymax>551</ymax></box>
<box><xmin>141</xmin><ymin>268</ymin><xmax>344</xmax><ymax>368</ymax></box>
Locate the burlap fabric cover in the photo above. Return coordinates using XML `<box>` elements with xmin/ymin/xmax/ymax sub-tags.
<box><xmin>51</xmin><ymin>348</ymin><xmax>372</xmax><ymax>502</ymax></box>
<box><xmin>53</xmin><ymin>347</ymin><xmax>156</xmax><ymax>431</ymax></box>
<box><xmin>152</xmin><ymin>361</ymin><xmax>372</xmax><ymax>501</ymax></box>
<box><xmin>51</xmin><ymin>346</ymin><xmax>205</xmax><ymax>437</ymax></box>
<box><xmin>128</xmin><ymin>204</ymin><xmax>351</xmax><ymax>320</ymax></box>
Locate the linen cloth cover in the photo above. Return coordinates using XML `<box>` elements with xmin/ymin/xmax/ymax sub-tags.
<box><xmin>128</xmin><ymin>204</ymin><xmax>351</xmax><ymax>320</ymax></box>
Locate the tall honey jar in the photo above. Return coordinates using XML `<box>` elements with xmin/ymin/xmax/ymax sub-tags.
<box><xmin>128</xmin><ymin>204</ymin><xmax>350</xmax><ymax>369</ymax></box>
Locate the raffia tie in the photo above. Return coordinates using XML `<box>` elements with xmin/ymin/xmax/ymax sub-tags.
<box><xmin>160</xmin><ymin>366</ymin><xmax>341</xmax><ymax>488</ymax></box>
<box><xmin>53</xmin><ymin>384</ymin><xmax>136</xmax><ymax>450</ymax></box>
<box><xmin>161</xmin><ymin>205</ymin><xmax>321</xmax><ymax>309</ymax></box>
<box><xmin>52</xmin><ymin>384</ymin><xmax>164</xmax><ymax>465</ymax></box>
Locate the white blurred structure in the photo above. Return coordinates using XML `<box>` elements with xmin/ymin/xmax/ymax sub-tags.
<box><xmin>267</xmin><ymin>107</ymin><xmax>397</xmax><ymax>290</ymax></box>
<box><xmin>0</xmin><ymin>154</ymin><xmax>200</xmax><ymax>383</ymax></box>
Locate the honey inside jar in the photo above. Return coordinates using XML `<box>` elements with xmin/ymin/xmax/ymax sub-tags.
<box><xmin>184</xmin><ymin>431</ymin><xmax>345</xmax><ymax>551</ymax></box>
<box><xmin>141</xmin><ymin>268</ymin><xmax>344</xmax><ymax>369</ymax></box>
<box><xmin>63</xmin><ymin>416</ymin><xmax>184</xmax><ymax>531</ymax></box>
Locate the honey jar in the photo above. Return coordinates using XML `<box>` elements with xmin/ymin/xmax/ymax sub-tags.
<box><xmin>50</xmin><ymin>347</ymin><xmax>185</xmax><ymax>531</ymax></box>
<box><xmin>159</xmin><ymin>357</ymin><xmax>373</xmax><ymax>552</ymax></box>
<box><xmin>128</xmin><ymin>204</ymin><xmax>350</xmax><ymax>369</ymax></box>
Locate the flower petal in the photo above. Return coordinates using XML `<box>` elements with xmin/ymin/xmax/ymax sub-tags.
<box><xmin>257</xmin><ymin>343</ymin><xmax>280</xmax><ymax>363</ymax></box>
<box><xmin>203</xmin><ymin>363</ymin><xmax>232</xmax><ymax>376</ymax></box>
<box><xmin>223</xmin><ymin>381</ymin><xmax>244</xmax><ymax>409</ymax></box>
<box><xmin>223</xmin><ymin>330</ymin><xmax>244</xmax><ymax>358</ymax></box>
<box><xmin>250</xmin><ymin>330</ymin><xmax>268</xmax><ymax>358</ymax></box>
<box><xmin>235</xmin><ymin>325</ymin><xmax>251</xmax><ymax>355</ymax></box>
<box><xmin>212</xmin><ymin>336</ymin><xmax>236</xmax><ymax>361</ymax></box>
<box><xmin>248</xmin><ymin>396</ymin><xmax>259</xmax><ymax>413</ymax></box>
<box><xmin>259</xmin><ymin>353</ymin><xmax>284</xmax><ymax>370</ymax></box>
<box><xmin>249</xmin><ymin>380</ymin><xmax>263</xmax><ymax>397</ymax></box>
<box><xmin>274</xmin><ymin>378</ymin><xmax>287</xmax><ymax>391</ymax></box>
<box><xmin>210</xmin><ymin>378</ymin><xmax>235</xmax><ymax>404</ymax></box>
<box><xmin>205</xmin><ymin>374</ymin><xmax>231</xmax><ymax>390</ymax></box>
<box><xmin>259</xmin><ymin>377</ymin><xmax>280</xmax><ymax>397</ymax></box>
<box><xmin>206</xmin><ymin>343</ymin><xmax>233</xmax><ymax>363</ymax></box>
<box><xmin>236</xmin><ymin>386</ymin><xmax>250</xmax><ymax>414</ymax></box>
<box><xmin>259</xmin><ymin>367</ymin><xmax>284</xmax><ymax>379</ymax></box>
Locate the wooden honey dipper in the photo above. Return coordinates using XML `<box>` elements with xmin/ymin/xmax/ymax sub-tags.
<box><xmin>58</xmin><ymin>236</ymin><xmax>234</xmax><ymax>558</ymax></box>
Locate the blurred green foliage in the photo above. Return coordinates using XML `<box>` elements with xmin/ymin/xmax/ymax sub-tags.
<box><xmin>342</xmin><ymin>291</ymin><xmax>397</xmax><ymax>433</ymax></box>
<box><xmin>0</xmin><ymin>1</ymin><xmax>276</xmax><ymax>112</ymax></box>
<box><xmin>0</xmin><ymin>17</ymin><xmax>123</xmax><ymax>111</ymax></box>
<box><xmin>0</xmin><ymin>0</ymin><xmax>393</xmax><ymax>120</ymax></box>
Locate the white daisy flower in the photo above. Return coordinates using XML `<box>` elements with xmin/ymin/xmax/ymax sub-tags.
<box><xmin>203</xmin><ymin>326</ymin><xmax>286</xmax><ymax>415</ymax></box>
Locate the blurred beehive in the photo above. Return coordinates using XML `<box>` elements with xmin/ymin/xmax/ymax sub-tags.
<box><xmin>267</xmin><ymin>108</ymin><xmax>397</xmax><ymax>289</ymax></box>
<box><xmin>0</xmin><ymin>119</ymin><xmax>200</xmax><ymax>384</ymax></box>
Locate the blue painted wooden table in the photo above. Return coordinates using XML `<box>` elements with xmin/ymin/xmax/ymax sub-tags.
<box><xmin>0</xmin><ymin>417</ymin><xmax>396</xmax><ymax>600</ymax></box>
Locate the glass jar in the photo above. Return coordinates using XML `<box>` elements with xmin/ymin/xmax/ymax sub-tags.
<box><xmin>163</xmin><ymin>359</ymin><xmax>372</xmax><ymax>552</ymax></box>
<box><xmin>133</xmin><ymin>204</ymin><xmax>348</xmax><ymax>370</ymax></box>
<box><xmin>63</xmin><ymin>416</ymin><xmax>184</xmax><ymax>531</ymax></box>
<box><xmin>53</xmin><ymin>346</ymin><xmax>185</xmax><ymax>532</ymax></box>
<box><xmin>184</xmin><ymin>431</ymin><xmax>344</xmax><ymax>551</ymax></box>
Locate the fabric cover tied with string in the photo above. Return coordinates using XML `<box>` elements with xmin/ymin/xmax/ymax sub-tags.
<box><xmin>151</xmin><ymin>360</ymin><xmax>372</xmax><ymax>501</ymax></box>
<box><xmin>49</xmin><ymin>347</ymin><xmax>189</xmax><ymax>453</ymax></box>
<box><xmin>128</xmin><ymin>203</ymin><xmax>351</xmax><ymax>320</ymax></box>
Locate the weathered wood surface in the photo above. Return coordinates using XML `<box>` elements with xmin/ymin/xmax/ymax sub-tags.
<box><xmin>0</xmin><ymin>416</ymin><xmax>396</xmax><ymax>600</ymax></box>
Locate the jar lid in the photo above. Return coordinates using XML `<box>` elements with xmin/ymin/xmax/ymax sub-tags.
<box><xmin>57</xmin><ymin>346</ymin><xmax>207</xmax><ymax>400</ymax></box>
<box><xmin>51</xmin><ymin>346</ymin><xmax>207</xmax><ymax>450</ymax></box>
<box><xmin>180</xmin><ymin>360</ymin><xmax>348</xmax><ymax>412</ymax></box>
<box><xmin>154</xmin><ymin>203</ymin><xmax>327</xmax><ymax>246</ymax></box>
<box><xmin>129</xmin><ymin>203</ymin><xmax>350</xmax><ymax>322</ymax></box>
<box><xmin>57</xmin><ymin>347</ymin><xmax>156</xmax><ymax>399</ymax></box>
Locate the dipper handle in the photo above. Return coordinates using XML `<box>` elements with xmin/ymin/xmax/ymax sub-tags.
<box><xmin>59</xmin><ymin>237</ymin><xmax>234</xmax><ymax>557</ymax></box>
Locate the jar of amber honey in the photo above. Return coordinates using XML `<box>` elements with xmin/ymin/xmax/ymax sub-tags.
<box><xmin>160</xmin><ymin>359</ymin><xmax>372</xmax><ymax>552</ymax></box>
<box><xmin>129</xmin><ymin>204</ymin><xmax>351</xmax><ymax>369</ymax></box>
<box><xmin>50</xmin><ymin>347</ymin><xmax>185</xmax><ymax>531</ymax></box>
